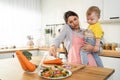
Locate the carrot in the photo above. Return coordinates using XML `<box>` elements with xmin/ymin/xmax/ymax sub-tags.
<box><xmin>16</xmin><ymin>50</ymin><xmax>36</xmax><ymax>72</ymax></box>
<box><xmin>16</xmin><ymin>54</ymin><xmax>28</xmax><ymax>71</ymax></box>
<box><xmin>43</xmin><ymin>58</ymin><xmax>63</xmax><ymax>65</ymax></box>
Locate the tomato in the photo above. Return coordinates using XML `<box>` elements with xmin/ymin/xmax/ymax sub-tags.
<box><xmin>44</xmin><ymin>71</ymin><xmax>51</xmax><ymax>77</ymax></box>
<box><xmin>56</xmin><ymin>70</ymin><xmax>62</xmax><ymax>74</ymax></box>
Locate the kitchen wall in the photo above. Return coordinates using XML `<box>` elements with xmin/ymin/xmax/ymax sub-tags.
<box><xmin>0</xmin><ymin>0</ymin><xmax>41</xmax><ymax>48</ymax></box>
<box><xmin>101</xmin><ymin>23</ymin><xmax>120</xmax><ymax>44</ymax></box>
<box><xmin>41</xmin><ymin>0</ymin><xmax>120</xmax><ymax>45</ymax></box>
<box><xmin>41</xmin><ymin>0</ymin><xmax>102</xmax><ymax>28</ymax></box>
<box><xmin>0</xmin><ymin>0</ymin><xmax>119</xmax><ymax>47</ymax></box>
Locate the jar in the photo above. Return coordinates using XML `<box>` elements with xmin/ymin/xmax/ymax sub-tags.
<box><xmin>111</xmin><ymin>43</ymin><xmax>118</xmax><ymax>50</ymax></box>
<box><xmin>104</xmin><ymin>43</ymin><xmax>111</xmax><ymax>50</ymax></box>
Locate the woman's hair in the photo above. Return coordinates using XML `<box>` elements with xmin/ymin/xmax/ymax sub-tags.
<box><xmin>64</xmin><ymin>11</ymin><xmax>79</xmax><ymax>23</ymax></box>
<box><xmin>86</xmin><ymin>6</ymin><xmax>101</xmax><ymax>17</ymax></box>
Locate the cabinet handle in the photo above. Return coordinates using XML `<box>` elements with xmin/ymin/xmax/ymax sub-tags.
<box><xmin>110</xmin><ymin>17</ymin><xmax>119</xmax><ymax>19</ymax></box>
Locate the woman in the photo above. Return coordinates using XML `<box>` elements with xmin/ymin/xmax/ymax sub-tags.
<box><xmin>49</xmin><ymin>11</ymin><xmax>97</xmax><ymax>66</ymax></box>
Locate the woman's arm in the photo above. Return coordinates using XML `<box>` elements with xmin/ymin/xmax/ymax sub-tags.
<box><xmin>51</xmin><ymin>24</ymin><xmax>68</xmax><ymax>47</ymax></box>
<box><xmin>49</xmin><ymin>24</ymin><xmax>69</xmax><ymax>57</ymax></box>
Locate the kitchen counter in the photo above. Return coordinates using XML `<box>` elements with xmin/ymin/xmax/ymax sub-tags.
<box><xmin>0</xmin><ymin>56</ymin><xmax>114</xmax><ymax>80</ymax></box>
<box><xmin>99</xmin><ymin>50</ymin><xmax>120</xmax><ymax>58</ymax></box>
<box><xmin>0</xmin><ymin>47</ymin><xmax>39</xmax><ymax>54</ymax></box>
<box><xmin>0</xmin><ymin>47</ymin><xmax>66</xmax><ymax>53</ymax></box>
<box><xmin>38</xmin><ymin>47</ymin><xmax>66</xmax><ymax>53</ymax></box>
<box><xmin>0</xmin><ymin>47</ymin><xmax>120</xmax><ymax>58</ymax></box>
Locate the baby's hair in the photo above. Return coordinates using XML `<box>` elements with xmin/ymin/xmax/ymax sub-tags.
<box><xmin>86</xmin><ymin>6</ymin><xmax>101</xmax><ymax>17</ymax></box>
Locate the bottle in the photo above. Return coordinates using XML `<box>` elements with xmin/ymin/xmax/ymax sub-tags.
<box><xmin>104</xmin><ymin>43</ymin><xmax>111</xmax><ymax>50</ymax></box>
<box><xmin>111</xmin><ymin>43</ymin><xmax>117</xmax><ymax>50</ymax></box>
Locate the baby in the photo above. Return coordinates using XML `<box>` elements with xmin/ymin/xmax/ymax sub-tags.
<box><xmin>80</xmin><ymin>6</ymin><xmax>104</xmax><ymax>67</ymax></box>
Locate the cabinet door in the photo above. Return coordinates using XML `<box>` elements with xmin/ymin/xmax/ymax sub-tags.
<box><xmin>103</xmin><ymin>0</ymin><xmax>120</xmax><ymax>20</ymax></box>
<box><xmin>29</xmin><ymin>50</ymin><xmax>39</xmax><ymax>56</ymax></box>
<box><xmin>0</xmin><ymin>53</ymin><xmax>14</xmax><ymax>59</ymax></box>
<box><xmin>100</xmin><ymin>56</ymin><xmax>120</xmax><ymax>80</ymax></box>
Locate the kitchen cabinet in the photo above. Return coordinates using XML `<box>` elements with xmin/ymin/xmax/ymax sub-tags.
<box><xmin>0</xmin><ymin>51</ymin><xmax>39</xmax><ymax>59</ymax></box>
<box><xmin>0</xmin><ymin>53</ymin><xmax>14</xmax><ymax>59</ymax></box>
<box><xmin>101</xmin><ymin>56</ymin><xmax>120</xmax><ymax>80</ymax></box>
<box><xmin>41</xmin><ymin>0</ymin><xmax>102</xmax><ymax>27</ymax></box>
<box><xmin>29</xmin><ymin>50</ymin><xmax>39</xmax><ymax>56</ymax></box>
<box><xmin>103</xmin><ymin>0</ymin><xmax>120</xmax><ymax>20</ymax></box>
<box><xmin>0</xmin><ymin>49</ymin><xmax>39</xmax><ymax>59</ymax></box>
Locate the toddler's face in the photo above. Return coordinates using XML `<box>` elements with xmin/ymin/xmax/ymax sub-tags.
<box><xmin>87</xmin><ymin>12</ymin><xmax>99</xmax><ymax>25</ymax></box>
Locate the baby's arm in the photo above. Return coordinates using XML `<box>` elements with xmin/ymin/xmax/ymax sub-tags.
<box><xmin>93</xmin><ymin>38</ymin><xmax>100</xmax><ymax>52</ymax></box>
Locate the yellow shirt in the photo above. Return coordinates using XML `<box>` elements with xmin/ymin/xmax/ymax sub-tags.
<box><xmin>88</xmin><ymin>22</ymin><xmax>104</xmax><ymax>38</ymax></box>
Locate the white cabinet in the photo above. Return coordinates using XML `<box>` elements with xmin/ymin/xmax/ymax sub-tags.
<box><xmin>41</xmin><ymin>0</ymin><xmax>102</xmax><ymax>28</ymax></box>
<box><xmin>103</xmin><ymin>0</ymin><xmax>120</xmax><ymax>20</ymax></box>
<box><xmin>29</xmin><ymin>50</ymin><xmax>39</xmax><ymax>56</ymax></box>
<box><xmin>101</xmin><ymin>56</ymin><xmax>120</xmax><ymax>80</ymax></box>
<box><xmin>0</xmin><ymin>53</ymin><xmax>14</xmax><ymax>59</ymax></box>
<box><xmin>0</xmin><ymin>50</ymin><xmax>39</xmax><ymax>59</ymax></box>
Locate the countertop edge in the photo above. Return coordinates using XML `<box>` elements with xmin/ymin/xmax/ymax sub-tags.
<box><xmin>0</xmin><ymin>47</ymin><xmax>120</xmax><ymax>58</ymax></box>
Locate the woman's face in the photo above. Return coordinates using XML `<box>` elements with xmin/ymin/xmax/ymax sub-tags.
<box><xmin>67</xmin><ymin>16</ymin><xmax>79</xmax><ymax>29</ymax></box>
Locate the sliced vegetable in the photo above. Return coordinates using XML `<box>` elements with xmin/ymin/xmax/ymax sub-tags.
<box><xmin>41</xmin><ymin>65</ymin><xmax>69</xmax><ymax>78</ymax></box>
<box><xmin>43</xmin><ymin>58</ymin><xmax>63</xmax><ymax>65</ymax></box>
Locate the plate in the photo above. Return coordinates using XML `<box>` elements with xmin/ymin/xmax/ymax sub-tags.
<box><xmin>38</xmin><ymin>68</ymin><xmax>72</xmax><ymax>80</ymax></box>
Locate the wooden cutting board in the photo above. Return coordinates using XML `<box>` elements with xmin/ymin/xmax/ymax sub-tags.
<box><xmin>31</xmin><ymin>56</ymin><xmax>85</xmax><ymax>72</ymax></box>
<box><xmin>68</xmin><ymin>63</ymin><xmax>85</xmax><ymax>72</ymax></box>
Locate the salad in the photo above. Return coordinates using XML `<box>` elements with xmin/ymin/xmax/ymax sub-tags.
<box><xmin>40</xmin><ymin>65</ymin><xmax>71</xmax><ymax>78</ymax></box>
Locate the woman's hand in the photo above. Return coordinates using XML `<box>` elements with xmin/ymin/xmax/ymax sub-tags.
<box><xmin>83</xmin><ymin>42</ymin><xmax>99</xmax><ymax>52</ymax></box>
<box><xmin>93</xmin><ymin>45</ymin><xmax>99</xmax><ymax>52</ymax></box>
<box><xmin>49</xmin><ymin>46</ymin><xmax>57</xmax><ymax>58</ymax></box>
<box><xmin>83</xmin><ymin>42</ymin><xmax>94</xmax><ymax>52</ymax></box>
